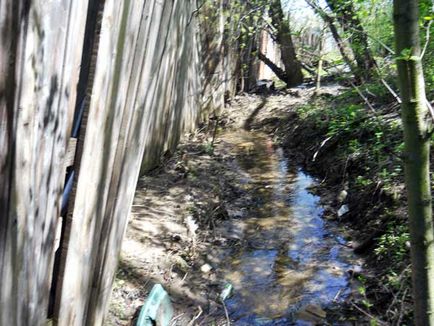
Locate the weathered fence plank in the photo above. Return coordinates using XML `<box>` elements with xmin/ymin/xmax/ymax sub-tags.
<box><xmin>55</xmin><ymin>0</ymin><xmax>203</xmax><ymax>324</ymax></box>
<box><xmin>0</xmin><ymin>1</ymin><xmax>89</xmax><ymax>325</ymax></box>
<box><xmin>64</xmin><ymin>138</ymin><xmax>77</xmax><ymax>169</ymax></box>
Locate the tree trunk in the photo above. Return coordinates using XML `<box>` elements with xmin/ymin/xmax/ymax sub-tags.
<box><xmin>326</xmin><ymin>0</ymin><xmax>376</xmax><ymax>81</ymax></box>
<box><xmin>393</xmin><ymin>1</ymin><xmax>434</xmax><ymax>325</ymax></box>
<box><xmin>269</xmin><ymin>0</ymin><xmax>303</xmax><ymax>87</ymax></box>
<box><xmin>315</xmin><ymin>36</ymin><xmax>324</xmax><ymax>93</ymax></box>
<box><xmin>305</xmin><ymin>0</ymin><xmax>357</xmax><ymax>75</ymax></box>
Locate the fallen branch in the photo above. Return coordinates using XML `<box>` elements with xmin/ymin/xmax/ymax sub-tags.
<box><xmin>257</xmin><ymin>50</ymin><xmax>288</xmax><ymax>85</ymax></box>
<box><xmin>351</xmin><ymin>302</ymin><xmax>387</xmax><ymax>325</ymax></box>
<box><xmin>171</xmin><ymin>313</ymin><xmax>185</xmax><ymax>326</ymax></box>
<box><xmin>312</xmin><ymin>136</ymin><xmax>333</xmax><ymax>162</ymax></box>
<box><xmin>421</xmin><ymin>20</ymin><xmax>433</xmax><ymax>58</ymax></box>
<box><xmin>221</xmin><ymin>299</ymin><xmax>231</xmax><ymax>326</ymax></box>
<box><xmin>349</xmin><ymin>81</ymin><xmax>376</xmax><ymax>112</ymax></box>
<box><xmin>187</xmin><ymin>306</ymin><xmax>203</xmax><ymax>326</ymax></box>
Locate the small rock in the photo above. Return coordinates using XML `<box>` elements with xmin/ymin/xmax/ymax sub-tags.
<box><xmin>171</xmin><ymin>234</ymin><xmax>182</xmax><ymax>242</ymax></box>
<box><xmin>347</xmin><ymin>265</ymin><xmax>363</xmax><ymax>277</ymax></box>
<box><xmin>200</xmin><ymin>263</ymin><xmax>212</xmax><ymax>274</ymax></box>
<box><xmin>173</xmin><ymin>256</ymin><xmax>189</xmax><ymax>272</ymax></box>
<box><xmin>296</xmin><ymin>304</ymin><xmax>326</xmax><ymax>322</ymax></box>
<box><xmin>337</xmin><ymin>190</ymin><xmax>348</xmax><ymax>203</ymax></box>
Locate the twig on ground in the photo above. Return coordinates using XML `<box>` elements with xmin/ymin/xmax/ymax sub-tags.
<box><xmin>312</xmin><ymin>136</ymin><xmax>333</xmax><ymax>162</ymax></box>
<box><xmin>350</xmin><ymin>81</ymin><xmax>376</xmax><ymax>112</ymax></box>
<box><xmin>187</xmin><ymin>306</ymin><xmax>203</xmax><ymax>326</ymax></box>
<box><xmin>333</xmin><ymin>288</ymin><xmax>343</xmax><ymax>302</ymax></box>
<box><xmin>341</xmin><ymin>156</ymin><xmax>350</xmax><ymax>185</ymax></box>
<box><xmin>171</xmin><ymin>313</ymin><xmax>185</xmax><ymax>326</ymax></box>
<box><xmin>221</xmin><ymin>299</ymin><xmax>231</xmax><ymax>326</ymax></box>
<box><xmin>351</xmin><ymin>302</ymin><xmax>387</xmax><ymax>325</ymax></box>
<box><xmin>396</xmin><ymin>287</ymin><xmax>409</xmax><ymax>326</ymax></box>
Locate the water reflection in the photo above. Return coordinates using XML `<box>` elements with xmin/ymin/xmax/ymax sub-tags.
<box><xmin>218</xmin><ymin>131</ymin><xmax>354</xmax><ymax>325</ymax></box>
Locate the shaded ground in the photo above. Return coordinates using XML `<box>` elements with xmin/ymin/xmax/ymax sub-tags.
<box><xmin>107</xmin><ymin>86</ymin><xmax>371</xmax><ymax>325</ymax></box>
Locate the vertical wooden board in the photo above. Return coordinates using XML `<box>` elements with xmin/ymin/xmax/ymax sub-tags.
<box><xmin>0</xmin><ymin>2</ymin><xmax>17</xmax><ymax>288</ymax></box>
<box><xmin>85</xmin><ymin>1</ymin><xmax>197</xmax><ymax>323</ymax></box>
<box><xmin>55</xmin><ymin>0</ymin><xmax>137</xmax><ymax>323</ymax></box>
<box><xmin>84</xmin><ymin>0</ymin><xmax>162</xmax><ymax>324</ymax></box>
<box><xmin>55</xmin><ymin>0</ymin><xmax>174</xmax><ymax>325</ymax></box>
<box><xmin>164</xmin><ymin>0</ymin><xmax>202</xmax><ymax>153</ymax></box>
<box><xmin>0</xmin><ymin>0</ymin><xmax>89</xmax><ymax>325</ymax></box>
<box><xmin>142</xmin><ymin>0</ymin><xmax>179</xmax><ymax>171</ymax></box>
<box><xmin>147</xmin><ymin>0</ymin><xmax>180</xmax><ymax>161</ymax></box>
<box><xmin>57</xmin><ymin>0</ymin><xmax>204</xmax><ymax>324</ymax></box>
<box><xmin>139</xmin><ymin>0</ymin><xmax>178</xmax><ymax>172</ymax></box>
<box><xmin>161</xmin><ymin>0</ymin><xmax>188</xmax><ymax>153</ymax></box>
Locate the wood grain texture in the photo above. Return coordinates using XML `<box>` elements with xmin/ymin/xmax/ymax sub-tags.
<box><xmin>56</xmin><ymin>0</ymin><xmax>169</xmax><ymax>324</ymax></box>
<box><xmin>0</xmin><ymin>0</ymin><xmax>89</xmax><ymax>325</ymax></box>
<box><xmin>64</xmin><ymin>138</ymin><xmax>77</xmax><ymax>168</ymax></box>
<box><xmin>55</xmin><ymin>0</ymin><xmax>206</xmax><ymax>324</ymax></box>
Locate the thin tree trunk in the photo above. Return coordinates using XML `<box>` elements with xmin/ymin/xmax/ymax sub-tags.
<box><xmin>315</xmin><ymin>31</ymin><xmax>324</xmax><ymax>93</ymax></box>
<box><xmin>305</xmin><ymin>0</ymin><xmax>357</xmax><ymax>76</ymax></box>
<box><xmin>269</xmin><ymin>0</ymin><xmax>303</xmax><ymax>87</ymax></box>
<box><xmin>393</xmin><ymin>1</ymin><xmax>434</xmax><ymax>325</ymax></box>
<box><xmin>326</xmin><ymin>0</ymin><xmax>376</xmax><ymax>81</ymax></box>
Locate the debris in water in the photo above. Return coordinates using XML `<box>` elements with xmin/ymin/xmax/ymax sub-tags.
<box><xmin>347</xmin><ymin>265</ymin><xmax>363</xmax><ymax>277</ymax></box>
<box><xmin>220</xmin><ymin>283</ymin><xmax>234</xmax><ymax>301</ymax></box>
<box><xmin>337</xmin><ymin>204</ymin><xmax>349</xmax><ymax>217</ymax></box>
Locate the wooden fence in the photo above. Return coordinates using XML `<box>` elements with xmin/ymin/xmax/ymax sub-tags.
<box><xmin>0</xmin><ymin>0</ymin><xmax>233</xmax><ymax>325</ymax></box>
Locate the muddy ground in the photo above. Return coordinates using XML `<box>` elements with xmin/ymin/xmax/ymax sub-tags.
<box><xmin>107</xmin><ymin>86</ymin><xmax>374</xmax><ymax>325</ymax></box>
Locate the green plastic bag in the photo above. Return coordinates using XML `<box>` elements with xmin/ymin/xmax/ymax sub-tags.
<box><xmin>136</xmin><ymin>284</ymin><xmax>173</xmax><ymax>326</ymax></box>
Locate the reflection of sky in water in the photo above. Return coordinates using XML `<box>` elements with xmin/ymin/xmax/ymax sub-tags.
<box><xmin>219</xmin><ymin>131</ymin><xmax>354</xmax><ymax>325</ymax></box>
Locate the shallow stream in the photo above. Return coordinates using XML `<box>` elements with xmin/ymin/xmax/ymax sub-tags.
<box><xmin>216</xmin><ymin>130</ymin><xmax>356</xmax><ymax>325</ymax></box>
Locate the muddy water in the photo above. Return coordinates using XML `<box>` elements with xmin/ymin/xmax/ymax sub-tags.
<box><xmin>217</xmin><ymin>130</ymin><xmax>355</xmax><ymax>325</ymax></box>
